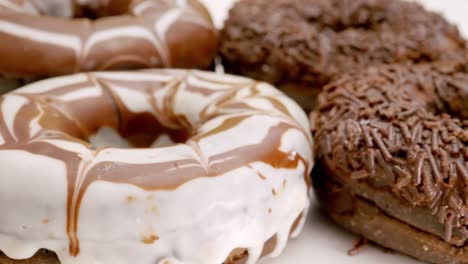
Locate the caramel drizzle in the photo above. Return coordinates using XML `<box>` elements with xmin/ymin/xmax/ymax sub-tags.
<box><xmin>0</xmin><ymin>71</ymin><xmax>312</xmax><ymax>256</ymax></box>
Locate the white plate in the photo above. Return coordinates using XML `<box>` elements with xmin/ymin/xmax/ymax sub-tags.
<box><xmin>199</xmin><ymin>0</ymin><xmax>468</xmax><ymax>263</ymax></box>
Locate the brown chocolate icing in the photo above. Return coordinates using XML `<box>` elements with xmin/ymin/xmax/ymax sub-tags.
<box><xmin>0</xmin><ymin>0</ymin><xmax>218</xmax><ymax>78</ymax></box>
<box><xmin>220</xmin><ymin>0</ymin><xmax>467</xmax><ymax>110</ymax></box>
<box><xmin>0</xmin><ymin>70</ymin><xmax>312</xmax><ymax>257</ymax></box>
<box><xmin>313</xmin><ymin>60</ymin><xmax>468</xmax><ymax>246</ymax></box>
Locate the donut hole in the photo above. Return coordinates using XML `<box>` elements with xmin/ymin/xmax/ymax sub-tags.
<box><xmin>408</xmin><ymin>65</ymin><xmax>468</xmax><ymax>119</ymax></box>
<box><xmin>73</xmin><ymin>6</ymin><xmax>105</xmax><ymax>20</ymax></box>
<box><xmin>220</xmin><ymin>0</ymin><xmax>467</xmax><ymax>113</ymax></box>
<box><xmin>37</xmin><ymin>88</ymin><xmax>191</xmax><ymax>149</ymax></box>
<box><xmin>88</xmin><ymin>113</ymin><xmax>190</xmax><ymax>149</ymax></box>
<box><xmin>0</xmin><ymin>249</ymin><xmax>60</xmax><ymax>263</ymax></box>
<box><xmin>268</xmin><ymin>1</ymin><xmax>389</xmax><ymax>32</ymax></box>
<box><xmin>326</xmin><ymin>9</ymin><xmax>388</xmax><ymax>32</ymax></box>
<box><xmin>72</xmin><ymin>0</ymin><xmax>132</xmax><ymax>20</ymax></box>
<box><xmin>30</xmin><ymin>0</ymin><xmax>132</xmax><ymax>19</ymax></box>
<box><xmin>434</xmin><ymin>81</ymin><xmax>468</xmax><ymax>120</ymax></box>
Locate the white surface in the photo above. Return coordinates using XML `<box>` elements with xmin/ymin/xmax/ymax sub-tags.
<box><xmin>199</xmin><ymin>0</ymin><xmax>468</xmax><ymax>263</ymax></box>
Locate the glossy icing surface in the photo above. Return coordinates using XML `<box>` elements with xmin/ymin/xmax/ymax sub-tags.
<box><xmin>0</xmin><ymin>0</ymin><xmax>218</xmax><ymax>77</ymax></box>
<box><xmin>0</xmin><ymin>70</ymin><xmax>313</xmax><ymax>264</ymax></box>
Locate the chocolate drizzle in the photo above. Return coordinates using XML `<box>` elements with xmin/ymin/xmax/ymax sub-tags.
<box><xmin>0</xmin><ymin>0</ymin><xmax>218</xmax><ymax>78</ymax></box>
<box><xmin>0</xmin><ymin>70</ymin><xmax>312</xmax><ymax>257</ymax></box>
<box><xmin>314</xmin><ymin>61</ymin><xmax>468</xmax><ymax>245</ymax></box>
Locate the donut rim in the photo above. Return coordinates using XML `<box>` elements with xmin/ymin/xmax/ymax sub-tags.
<box><xmin>0</xmin><ymin>69</ymin><xmax>313</xmax><ymax>264</ymax></box>
<box><xmin>219</xmin><ymin>0</ymin><xmax>467</xmax><ymax>110</ymax></box>
<box><xmin>0</xmin><ymin>0</ymin><xmax>218</xmax><ymax>77</ymax></box>
<box><xmin>313</xmin><ymin>60</ymin><xmax>468</xmax><ymax>247</ymax></box>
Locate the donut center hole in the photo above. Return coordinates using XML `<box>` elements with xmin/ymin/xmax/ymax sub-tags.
<box><xmin>32</xmin><ymin>0</ymin><xmax>131</xmax><ymax>19</ymax></box>
<box><xmin>72</xmin><ymin>1</ymin><xmax>130</xmax><ymax>20</ymax></box>
<box><xmin>88</xmin><ymin>113</ymin><xmax>190</xmax><ymax>149</ymax></box>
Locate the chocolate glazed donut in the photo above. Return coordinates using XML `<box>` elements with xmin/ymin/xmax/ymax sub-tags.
<box><xmin>220</xmin><ymin>0</ymin><xmax>467</xmax><ymax>111</ymax></box>
<box><xmin>0</xmin><ymin>0</ymin><xmax>218</xmax><ymax>82</ymax></box>
<box><xmin>0</xmin><ymin>70</ymin><xmax>313</xmax><ymax>264</ymax></box>
<box><xmin>312</xmin><ymin>61</ymin><xmax>468</xmax><ymax>263</ymax></box>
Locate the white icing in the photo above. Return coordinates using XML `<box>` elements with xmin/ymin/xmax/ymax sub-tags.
<box><xmin>243</xmin><ymin>97</ymin><xmax>280</xmax><ymax>111</ymax></box>
<box><xmin>0</xmin><ymin>20</ymin><xmax>81</xmax><ymax>54</ymax></box>
<box><xmin>29</xmin><ymin>0</ymin><xmax>74</xmax><ymax>17</ymax></box>
<box><xmin>89</xmin><ymin>127</ymin><xmax>177</xmax><ymax>149</ymax></box>
<box><xmin>176</xmin><ymin>0</ymin><xmax>188</xmax><ymax>8</ymax></box>
<box><xmin>19</xmin><ymin>1</ymin><xmax>39</xmax><ymax>15</ymax></box>
<box><xmin>1</xmin><ymin>94</ymin><xmax>28</xmax><ymax>140</ymax></box>
<box><xmin>0</xmin><ymin>70</ymin><xmax>313</xmax><ymax>264</ymax></box>
<box><xmin>18</xmin><ymin>74</ymin><xmax>89</xmax><ymax>94</ymax></box>
<box><xmin>151</xmin><ymin>134</ymin><xmax>175</xmax><ymax>148</ymax></box>
<box><xmin>108</xmin><ymin>84</ymin><xmax>154</xmax><ymax>113</ymax></box>
<box><xmin>196</xmin><ymin>115</ymin><xmax>281</xmax><ymax>157</ymax></box>
<box><xmin>132</xmin><ymin>0</ymin><xmax>156</xmax><ymax>15</ymax></box>
<box><xmin>290</xmin><ymin>206</ymin><xmax>309</xmax><ymax>239</ymax></box>
<box><xmin>76</xmin><ymin>0</ymin><xmax>110</xmax><ymax>9</ymax></box>
<box><xmin>91</xmin><ymin>145</ymin><xmax>199</xmax><ymax>165</ymax></box>
<box><xmin>57</xmin><ymin>85</ymin><xmax>102</xmax><ymax>102</ymax></box>
<box><xmin>28</xmin><ymin>103</ymin><xmax>44</xmax><ymax>138</ymax></box>
<box><xmin>172</xmin><ymin>90</ymin><xmax>213</xmax><ymax>125</ymax></box>
<box><xmin>175</xmin><ymin>0</ymin><xmax>212</xmax><ymax>29</ymax></box>
<box><xmin>0</xmin><ymin>151</ymin><xmax>69</xmax><ymax>248</ymax></box>
<box><xmin>155</xmin><ymin>8</ymin><xmax>182</xmax><ymax>41</ymax></box>
<box><xmin>192</xmin><ymin>71</ymin><xmax>252</xmax><ymax>85</ymax></box>
<box><xmin>246</xmin><ymin>247</ymin><xmax>263</xmax><ymax>264</ymax></box>
<box><xmin>187</xmin><ymin>74</ymin><xmax>234</xmax><ymax>91</ymax></box>
<box><xmin>172</xmin><ymin>79</ymin><xmax>228</xmax><ymax>125</ymax></box>
<box><xmin>83</xmin><ymin>26</ymin><xmax>160</xmax><ymax>57</ymax></box>
<box><xmin>152</xmin><ymin>86</ymin><xmax>171</xmax><ymax>113</ymax></box>
<box><xmin>0</xmin><ymin>0</ymin><xmax>217</xmax><ymax>76</ymax></box>
<box><xmin>236</xmin><ymin>85</ymin><xmax>254</xmax><ymax>98</ymax></box>
<box><xmin>157</xmin><ymin>257</ymin><xmax>187</xmax><ymax>264</ymax></box>
<box><xmin>93</xmin><ymin>71</ymin><xmax>174</xmax><ymax>83</ymax></box>
<box><xmin>89</xmin><ymin>127</ymin><xmax>132</xmax><ymax>149</ymax></box>
<box><xmin>40</xmin><ymin>139</ymin><xmax>93</xmax><ymax>158</ymax></box>
<box><xmin>0</xmin><ymin>0</ymin><xmax>24</xmax><ymax>12</ymax></box>
<box><xmin>176</xmin><ymin>13</ymin><xmax>212</xmax><ymax>30</ymax></box>
<box><xmin>278</xmin><ymin>129</ymin><xmax>312</xmax><ymax>165</ymax></box>
<box><xmin>255</xmin><ymin>83</ymin><xmax>311</xmax><ymax>135</ymax></box>
<box><xmin>64</xmin><ymin>166</ymin><xmax>304</xmax><ymax>264</ymax></box>
<box><xmin>151</xmin><ymin>7</ymin><xmax>184</xmax><ymax>66</ymax></box>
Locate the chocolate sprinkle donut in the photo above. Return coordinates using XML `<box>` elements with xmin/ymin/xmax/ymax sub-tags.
<box><xmin>220</xmin><ymin>0</ymin><xmax>467</xmax><ymax>110</ymax></box>
<box><xmin>312</xmin><ymin>60</ymin><xmax>468</xmax><ymax>263</ymax></box>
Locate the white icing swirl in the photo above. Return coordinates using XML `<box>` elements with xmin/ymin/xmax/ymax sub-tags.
<box><xmin>0</xmin><ymin>70</ymin><xmax>313</xmax><ymax>264</ymax></box>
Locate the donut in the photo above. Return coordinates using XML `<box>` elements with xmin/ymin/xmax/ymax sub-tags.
<box><xmin>219</xmin><ymin>0</ymin><xmax>467</xmax><ymax>111</ymax></box>
<box><xmin>0</xmin><ymin>70</ymin><xmax>313</xmax><ymax>264</ymax></box>
<box><xmin>0</xmin><ymin>0</ymin><xmax>218</xmax><ymax>89</ymax></box>
<box><xmin>312</xmin><ymin>60</ymin><xmax>468</xmax><ymax>263</ymax></box>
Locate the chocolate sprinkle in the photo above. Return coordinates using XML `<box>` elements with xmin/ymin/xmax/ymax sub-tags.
<box><xmin>314</xmin><ymin>60</ymin><xmax>468</xmax><ymax>244</ymax></box>
<box><xmin>220</xmin><ymin>0</ymin><xmax>467</xmax><ymax>110</ymax></box>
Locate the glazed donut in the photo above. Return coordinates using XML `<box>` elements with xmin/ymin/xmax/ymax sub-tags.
<box><xmin>0</xmin><ymin>70</ymin><xmax>313</xmax><ymax>264</ymax></box>
<box><xmin>220</xmin><ymin>0</ymin><xmax>467</xmax><ymax>110</ymax></box>
<box><xmin>312</xmin><ymin>61</ymin><xmax>468</xmax><ymax>263</ymax></box>
<box><xmin>0</xmin><ymin>0</ymin><xmax>218</xmax><ymax>77</ymax></box>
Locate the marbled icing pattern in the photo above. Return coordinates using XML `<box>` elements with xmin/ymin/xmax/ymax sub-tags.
<box><xmin>0</xmin><ymin>70</ymin><xmax>313</xmax><ymax>264</ymax></box>
<box><xmin>0</xmin><ymin>0</ymin><xmax>218</xmax><ymax>77</ymax></box>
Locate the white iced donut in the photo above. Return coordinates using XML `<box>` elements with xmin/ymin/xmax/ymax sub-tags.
<box><xmin>0</xmin><ymin>70</ymin><xmax>313</xmax><ymax>264</ymax></box>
